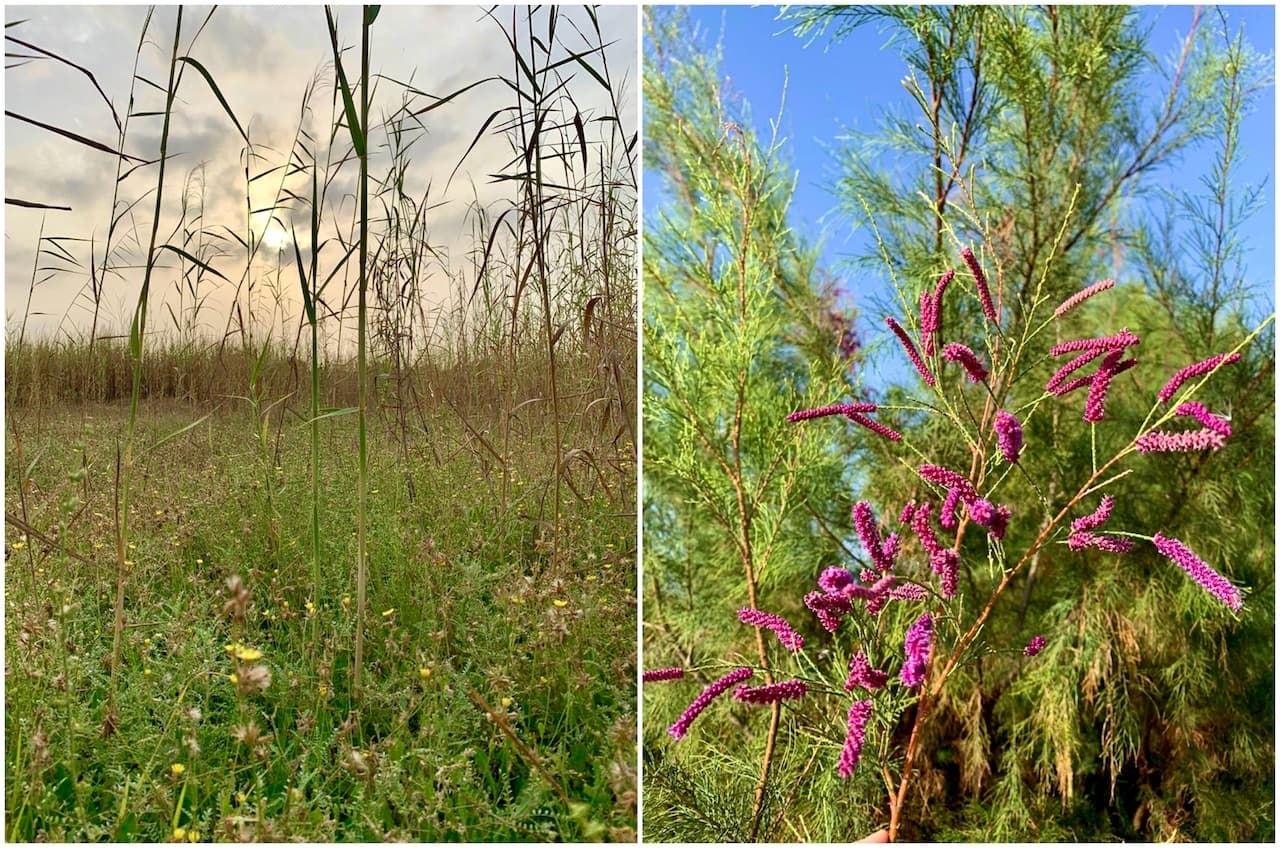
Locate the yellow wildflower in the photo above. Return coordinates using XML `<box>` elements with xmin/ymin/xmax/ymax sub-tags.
<box><xmin>187</xmin><ymin>830</ymin><xmax>200</xmax><ymax>843</ymax></box>
<box><xmin>553</xmin><ymin>599</ymin><xmax>568</xmax><ymax>608</ymax></box>
<box><xmin>381</xmin><ymin>608</ymin><xmax>395</xmax><ymax>617</ymax></box>
<box><xmin>233</xmin><ymin>645</ymin><xmax>262</xmax><ymax>662</ymax></box>
<box><xmin>173</xmin><ymin>828</ymin><xmax>186</xmax><ymax>841</ymax></box>
<box><xmin>228</xmin><ymin>673</ymin><xmax>239</xmax><ymax>686</ymax></box>
<box><xmin>418</xmin><ymin>667</ymin><xmax>433</xmax><ymax>680</ymax></box>
<box><xmin>500</xmin><ymin>697</ymin><xmax>514</xmax><ymax>709</ymax></box>
<box><xmin>170</xmin><ymin>763</ymin><xmax>186</xmax><ymax>776</ymax></box>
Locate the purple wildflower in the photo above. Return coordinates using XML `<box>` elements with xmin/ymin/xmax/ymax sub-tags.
<box><xmin>933</xmin><ymin>267</ymin><xmax>956</xmax><ymax>311</ymax></box>
<box><xmin>818</xmin><ymin>566</ymin><xmax>855</xmax><ymax>596</ymax></box>
<box><xmin>1152</xmin><ymin>533</ymin><xmax>1242</xmax><ymax>612</ymax></box>
<box><xmin>1157</xmin><ymin>352</ymin><xmax>1242</xmax><ymax>403</ymax></box>
<box><xmin>847</xmin><ymin>411</ymin><xmax>903</xmax><ymax>442</ymax></box>
<box><xmin>845</xmin><ymin>652</ymin><xmax>890</xmax><ymax>692</ymax></box>
<box><xmin>940</xmin><ymin>487</ymin><xmax>962</xmax><ymax>530</ymax></box>
<box><xmin>787</xmin><ymin>402</ymin><xmax>878</xmax><ymax>423</ymax></box>
<box><xmin>918</xmin><ymin>463</ymin><xmax>978</xmax><ymax>502</ymax></box>
<box><xmin>642</xmin><ymin>667</ymin><xmax>685</xmax><ymax>683</ymax></box>
<box><xmin>733</xmin><ymin>680</ymin><xmax>808</xmax><ymax>704</ymax></box>
<box><xmin>909</xmin><ymin>503</ymin><xmax>945</xmax><ymax>559</ymax></box>
<box><xmin>1050</xmin><ymin>329</ymin><xmax>1141</xmax><ymax>357</ymax></box>
<box><xmin>1067</xmin><ymin>532</ymin><xmax>1135</xmax><ymax>553</ymax></box>
<box><xmin>886</xmin><ymin>316</ymin><xmax>936</xmax><ymax>386</ymax></box>
<box><xmin>1047</xmin><ymin>349</ymin><xmax>1106</xmax><ymax>394</ymax></box>
<box><xmin>941</xmin><ymin>342</ymin><xmax>989</xmax><ymax>383</ymax></box>
<box><xmin>934</xmin><ymin>548</ymin><xmax>959</xmax><ymax>598</ymax></box>
<box><xmin>882</xmin><ymin>532</ymin><xmax>900</xmax><ymax>565</ymax></box>
<box><xmin>920</xmin><ymin>290</ymin><xmax>938</xmax><ymax>356</ymax></box>
<box><xmin>889</xmin><ymin>582</ymin><xmax>929</xmax><ymax>602</ymax></box>
<box><xmin>900</xmin><ymin>613</ymin><xmax>934</xmax><ymax>688</ymax></box>
<box><xmin>1070</xmin><ymin>495</ymin><xmax>1115</xmax><ymax>534</ymax></box>
<box><xmin>993</xmin><ymin>410</ymin><xmax>1023</xmax><ymax>463</ymax></box>
<box><xmin>1083</xmin><ymin>350</ymin><xmax>1124</xmax><ymax>423</ymax></box>
<box><xmin>838</xmin><ymin>700</ymin><xmax>874</xmax><ymax>779</ymax></box>
<box><xmin>1135</xmin><ymin>428</ymin><xmax>1228</xmax><ymax>453</ymax></box>
<box><xmin>898</xmin><ymin>501</ymin><xmax>917</xmax><ymax>524</ymax></box>
<box><xmin>804</xmin><ymin>591</ymin><xmax>850</xmax><ymax>632</ymax></box>
<box><xmin>1023</xmin><ymin>636</ymin><xmax>1047</xmax><ymax>657</ymax></box>
<box><xmin>961</xmin><ymin>247</ymin><xmax>998</xmax><ymax>323</ymax></box>
<box><xmin>1053</xmin><ymin>278</ymin><xmax>1115</xmax><ymax>318</ymax></box>
<box><xmin>1175</xmin><ymin>402</ymin><xmax>1232</xmax><ymax>437</ymax></box>
<box><xmin>738</xmin><ymin>608</ymin><xmax>804</xmax><ymax>653</ymax></box>
<box><xmin>969</xmin><ymin>499</ymin><xmax>1012</xmax><ymax>540</ymax></box>
<box><xmin>853</xmin><ymin>501</ymin><xmax>895</xmax><ymax>573</ymax></box>
<box><xmin>668</xmin><ymin>667</ymin><xmax>754</xmax><ymax>739</ymax></box>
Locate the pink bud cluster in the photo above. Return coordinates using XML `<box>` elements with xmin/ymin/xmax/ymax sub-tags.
<box><xmin>844</xmin><ymin>652</ymin><xmax>890</xmax><ymax>692</ymax></box>
<box><xmin>732</xmin><ymin>680</ymin><xmax>808</xmax><ymax>704</ymax></box>
<box><xmin>1152</xmin><ymin>533</ymin><xmax>1242</xmax><ymax>612</ymax></box>
<box><xmin>1157</xmin><ymin>352</ymin><xmax>1241</xmax><ymax>403</ymax></box>
<box><xmin>738</xmin><ymin>607</ymin><xmax>804</xmax><ymax>653</ymax></box>
<box><xmin>642</xmin><ymin>667</ymin><xmax>685</xmax><ymax>683</ymax></box>
<box><xmin>1136</xmin><ymin>402</ymin><xmax>1233</xmax><ymax>454</ymax></box>
<box><xmin>837</xmin><ymin>700</ymin><xmax>874</xmax><ymax>779</ymax></box>
<box><xmin>668</xmin><ymin>667</ymin><xmax>753</xmax><ymax>739</ymax></box>
<box><xmin>1047</xmin><ymin>331</ymin><xmax>1140</xmax><ymax>422</ymax></box>
<box><xmin>1067</xmin><ymin>494</ymin><xmax>1132</xmax><ymax>553</ymax></box>
<box><xmin>786</xmin><ymin>402</ymin><xmax>902</xmax><ymax>442</ymax></box>
<box><xmin>960</xmin><ymin>247</ymin><xmax>998</xmax><ymax>323</ymax></box>
<box><xmin>942</xmin><ymin>342</ymin><xmax>989</xmax><ymax>383</ymax></box>
<box><xmin>886</xmin><ymin>316</ymin><xmax>935</xmax><ymax>387</ymax></box>
<box><xmin>1053</xmin><ymin>278</ymin><xmax>1115</xmax><ymax>318</ymax></box>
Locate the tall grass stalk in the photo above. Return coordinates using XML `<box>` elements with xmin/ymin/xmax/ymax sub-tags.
<box><xmin>110</xmin><ymin>7</ymin><xmax>183</xmax><ymax>718</ymax></box>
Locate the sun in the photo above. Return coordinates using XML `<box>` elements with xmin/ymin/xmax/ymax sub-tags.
<box><xmin>260</xmin><ymin>224</ymin><xmax>292</xmax><ymax>252</ymax></box>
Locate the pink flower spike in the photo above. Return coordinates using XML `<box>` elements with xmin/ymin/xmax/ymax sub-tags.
<box><xmin>993</xmin><ymin>410</ymin><xmax>1023</xmax><ymax>463</ymax></box>
<box><xmin>732</xmin><ymin>680</ymin><xmax>808</xmax><ymax>704</ymax></box>
<box><xmin>920</xmin><ymin>290</ymin><xmax>937</xmax><ymax>356</ymax></box>
<box><xmin>668</xmin><ymin>667</ymin><xmax>754</xmax><ymax>739</ymax></box>
<box><xmin>898</xmin><ymin>501</ymin><xmax>917</xmax><ymax>525</ymax></box>
<box><xmin>844</xmin><ymin>652</ymin><xmax>890</xmax><ymax>692</ymax></box>
<box><xmin>1083</xmin><ymin>351</ymin><xmax>1122</xmax><ymax>423</ymax></box>
<box><xmin>643</xmin><ymin>667</ymin><xmax>685</xmax><ymax>683</ymax></box>
<box><xmin>804</xmin><ymin>591</ymin><xmax>850</xmax><ymax>632</ymax></box>
<box><xmin>1070</xmin><ymin>495</ymin><xmax>1115</xmax><ymax>533</ymax></box>
<box><xmin>1053</xmin><ymin>278</ymin><xmax>1115</xmax><ymax>318</ymax></box>
<box><xmin>1047</xmin><ymin>349</ymin><xmax>1106</xmax><ymax>393</ymax></box>
<box><xmin>1023</xmin><ymin>636</ymin><xmax>1047</xmax><ymax>657</ymax></box>
<box><xmin>961</xmin><ymin>247</ymin><xmax>998</xmax><ymax>323</ymax></box>
<box><xmin>1050</xmin><ymin>329</ymin><xmax>1141</xmax><ymax>357</ymax></box>
<box><xmin>847</xmin><ymin>411</ymin><xmax>903</xmax><ymax>442</ymax></box>
<box><xmin>1134</xmin><ymin>428</ymin><xmax>1228</xmax><ymax>453</ymax></box>
<box><xmin>941</xmin><ymin>342</ymin><xmax>989</xmax><ymax>383</ymax></box>
<box><xmin>787</xmin><ymin>402</ymin><xmax>878</xmax><ymax>423</ymax></box>
<box><xmin>818</xmin><ymin>567</ymin><xmax>855</xmax><ymax>596</ymax></box>
<box><xmin>838</xmin><ymin>700</ymin><xmax>874</xmax><ymax>779</ymax></box>
<box><xmin>886</xmin><ymin>316</ymin><xmax>936</xmax><ymax>386</ymax></box>
<box><xmin>900</xmin><ymin>613</ymin><xmax>934</xmax><ymax>688</ymax></box>
<box><xmin>940</xmin><ymin>487</ymin><xmax>962</xmax><ymax>530</ymax></box>
<box><xmin>1067</xmin><ymin>531</ymin><xmax>1135</xmax><ymax>553</ymax></box>
<box><xmin>738</xmin><ymin>608</ymin><xmax>804</xmax><ymax>653</ymax></box>
<box><xmin>918</xmin><ymin>463</ymin><xmax>977</xmax><ymax>502</ymax></box>
<box><xmin>1157</xmin><ymin>352</ymin><xmax>1242</xmax><ymax>403</ymax></box>
<box><xmin>1152</xmin><ymin>533</ymin><xmax>1242</xmax><ymax>611</ymax></box>
<box><xmin>933</xmin><ymin>267</ymin><xmax>956</xmax><ymax>306</ymax></box>
<box><xmin>1175</xmin><ymin>402</ymin><xmax>1232</xmax><ymax>437</ymax></box>
<box><xmin>853</xmin><ymin>501</ymin><xmax>894</xmax><ymax>573</ymax></box>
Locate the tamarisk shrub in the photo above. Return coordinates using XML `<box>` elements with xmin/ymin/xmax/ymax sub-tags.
<box><xmin>645</xmin><ymin>247</ymin><xmax>1268</xmax><ymax>840</ymax></box>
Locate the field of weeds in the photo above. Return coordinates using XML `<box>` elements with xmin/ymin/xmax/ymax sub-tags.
<box><xmin>5</xmin><ymin>4</ymin><xmax>637</xmax><ymax>842</ymax></box>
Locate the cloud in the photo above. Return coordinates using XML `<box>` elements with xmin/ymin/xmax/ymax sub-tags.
<box><xmin>6</xmin><ymin>5</ymin><xmax>637</xmax><ymax>343</ymax></box>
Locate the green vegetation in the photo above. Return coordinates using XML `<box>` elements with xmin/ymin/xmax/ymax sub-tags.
<box><xmin>6</xmin><ymin>4</ymin><xmax>636</xmax><ymax>841</ymax></box>
<box><xmin>642</xmin><ymin>6</ymin><xmax>1273</xmax><ymax>842</ymax></box>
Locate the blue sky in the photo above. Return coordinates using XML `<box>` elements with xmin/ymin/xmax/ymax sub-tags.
<box><xmin>644</xmin><ymin>5</ymin><xmax>1275</xmax><ymax>381</ymax></box>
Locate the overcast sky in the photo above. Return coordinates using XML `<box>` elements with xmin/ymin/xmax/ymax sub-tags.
<box><xmin>4</xmin><ymin>4</ymin><xmax>638</xmax><ymax>343</ymax></box>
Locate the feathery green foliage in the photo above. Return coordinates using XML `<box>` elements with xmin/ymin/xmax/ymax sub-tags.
<box><xmin>644</xmin><ymin>5</ymin><xmax>1273</xmax><ymax>842</ymax></box>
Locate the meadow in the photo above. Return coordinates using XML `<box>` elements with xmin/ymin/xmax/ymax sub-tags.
<box><xmin>5</xmin><ymin>5</ymin><xmax>637</xmax><ymax>842</ymax></box>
